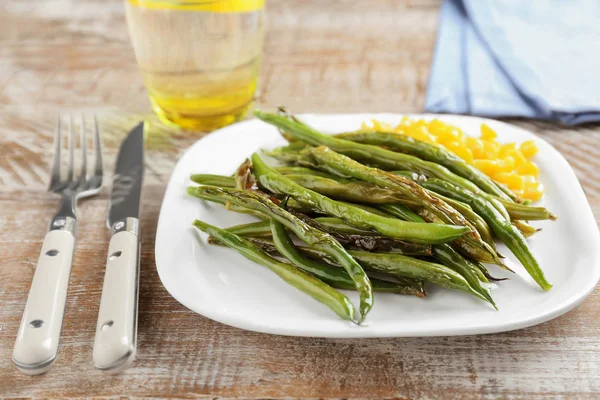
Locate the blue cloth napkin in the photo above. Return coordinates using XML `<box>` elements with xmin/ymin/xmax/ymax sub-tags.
<box><xmin>425</xmin><ymin>0</ymin><xmax>600</xmax><ymax>124</ymax></box>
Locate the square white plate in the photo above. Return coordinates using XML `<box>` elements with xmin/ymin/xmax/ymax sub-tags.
<box><xmin>155</xmin><ymin>114</ymin><xmax>600</xmax><ymax>337</ymax></box>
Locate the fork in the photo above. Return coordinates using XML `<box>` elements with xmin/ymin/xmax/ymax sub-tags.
<box><xmin>13</xmin><ymin>115</ymin><xmax>103</xmax><ymax>375</ymax></box>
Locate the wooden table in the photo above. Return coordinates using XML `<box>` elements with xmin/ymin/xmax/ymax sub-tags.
<box><xmin>1</xmin><ymin>1</ymin><xmax>599</xmax><ymax>398</ymax></box>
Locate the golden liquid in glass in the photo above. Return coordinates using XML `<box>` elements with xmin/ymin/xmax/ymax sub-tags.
<box><xmin>125</xmin><ymin>1</ymin><xmax>264</xmax><ymax>130</ymax></box>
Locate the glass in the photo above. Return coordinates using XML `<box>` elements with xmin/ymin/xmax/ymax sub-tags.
<box><xmin>124</xmin><ymin>0</ymin><xmax>265</xmax><ymax>131</ymax></box>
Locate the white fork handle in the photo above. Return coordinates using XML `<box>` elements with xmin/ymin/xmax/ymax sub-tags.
<box><xmin>13</xmin><ymin>229</ymin><xmax>75</xmax><ymax>375</ymax></box>
<box><xmin>93</xmin><ymin>230</ymin><xmax>140</xmax><ymax>373</ymax></box>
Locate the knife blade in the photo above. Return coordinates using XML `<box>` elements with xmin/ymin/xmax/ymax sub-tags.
<box><xmin>93</xmin><ymin>122</ymin><xmax>144</xmax><ymax>373</ymax></box>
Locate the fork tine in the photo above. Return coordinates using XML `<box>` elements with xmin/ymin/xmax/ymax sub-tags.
<box><xmin>78</xmin><ymin>114</ymin><xmax>87</xmax><ymax>185</ymax></box>
<box><xmin>49</xmin><ymin>117</ymin><xmax>62</xmax><ymax>190</ymax></box>
<box><xmin>92</xmin><ymin>115</ymin><xmax>103</xmax><ymax>181</ymax></box>
<box><xmin>67</xmin><ymin>115</ymin><xmax>74</xmax><ymax>182</ymax></box>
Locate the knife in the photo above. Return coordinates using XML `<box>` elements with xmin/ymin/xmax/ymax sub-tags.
<box><xmin>93</xmin><ymin>122</ymin><xmax>144</xmax><ymax>373</ymax></box>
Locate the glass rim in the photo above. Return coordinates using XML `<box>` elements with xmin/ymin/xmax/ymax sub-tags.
<box><xmin>126</xmin><ymin>0</ymin><xmax>265</xmax><ymax>12</ymax></box>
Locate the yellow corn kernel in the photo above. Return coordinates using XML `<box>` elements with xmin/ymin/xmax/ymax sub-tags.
<box><xmin>522</xmin><ymin>175</ymin><xmax>536</xmax><ymax>183</ymax></box>
<box><xmin>407</xmin><ymin>126</ymin><xmax>435</xmax><ymax>144</ymax></box>
<box><xmin>371</xmin><ymin>119</ymin><xmax>387</xmax><ymax>131</ymax></box>
<box><xmin>480</xmin><ymin>124</ymin><xmax>497</xmax><ymax>140</ymax></box>
<box><xmin>395</xmin><ymin>118</ymin><xmax>411</xmax><ymax>130</ymax></box>
<box><xmin>498</xmin><ymin>156</ymin><xmax>516</xmax><ymax>172</ymax></box>
<box><xmin>523</xmin><ymin>182</ymin><xmax>544</xmax><ymax>202</ymax></box>
<box><xmin>465</xmin><ymin>137</ymin><xmax>485</xmax><ymax>159</ymax></box>
<box><xmin>473</xmin><ymin>159</ymin><xmax>499</xmax><ymax>175</ymax></box>
<box><xmin>520</xmin><ymin>140</ymin><xmax>538</xmax><ymax>159</ymax></box>
<box><xmin>436</xmin><ymin>128</ymin><xmax>460</xmax><ymax>144</ymax></box>
<box><xmin>452</xmin><ymin>128</ymin><xmax>465</xmax><ymax>141</ymax></box>
<box><xmin>446</xmin><ymin>142</ymin><xmax>474</xmax><ymax>164</ymax></box>
<box><xmin>482</xmin><ymin>140</ymin><xmax>500</xmax><ymax>159</ymax></box>
<box><xmin>427</xmin><ymin>119</ymin><xmax>448</xmax><ymax>133</ymax></box>
<box><xmin>506</xmin><ymin>148</ymin><xmax>528</xmax><ymax>166</ymax></box>
<box><xmin>516</xmin><ymin>161</ymin><xmax>539</xmax><ymax>177</ymax></box>
<box><xmin>495</xmin><ymin>173</ymin><xmax>525</xmax><ymax>191</ymax></box>
<box><xmin>499</xmin><ymin>143</ymin><xmax>516</xmax><ymax>158</ymax></box>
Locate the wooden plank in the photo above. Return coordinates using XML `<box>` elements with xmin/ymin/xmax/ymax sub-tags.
<box><xmin>1</xmin><ymin>0</ymin><xmax>599</xmax><ymax>398</ymax></box>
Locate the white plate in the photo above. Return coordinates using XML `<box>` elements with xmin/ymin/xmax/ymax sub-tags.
<box><xmin>155</xmin><ymin>114</ymin><xmax>600</xmax><ymax>337</ymax></box>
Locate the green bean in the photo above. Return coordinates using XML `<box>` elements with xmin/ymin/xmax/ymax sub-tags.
<box><xmin>226</xmin><ymin>218</ymin><xmax>433</xmax><ymax>255</ymax></box>
<box><xmin>431</xmin><ymin>244</ymin><xmax>496</xmax><ymax>309</ymax></box>
<box><xmin>468</xmin><ymin>260</ymin><xmax>491</xmax><ymax>283</ymax></box>
<box><xmin>284</xmin><ymin>174</ymin><xmax>410</xmax><ymax>204</ymax></box>
<box><xmin>310</xmin><ymin>217</ymin><xmax>377</xmax><ymax>235</ymax></box>
<box><xmin>305</xmin><ymin>147</ymin><xmax>469</xmax><ymax>227</ymax></box>
<box><xmin>498</xmin><ymin>199</ymin><xmax>557</xmax><ymax>221</ymax></box>
<box><xmin>188</xmin><ymin>185</ymin><xmax>374</xmax><ymax>322</ymax></box>
<box><xmin>254</xmin><ymin>111</ymin><xmax>508</xmax><ymax>201</ymax></box>
<box><xmin>305</xmin><ymin>222</ymin><xmax>432</xmax><ymax>254</ymax></box>
<box><xmin>305</xmin><ymin>146</ymin><xmax>503</xmax><ymax>266</ymax></box>
<box><xmin>191</xmin><ymin>174</ymin><xmax>319</xmax><ymax>215</ymax></box>
<box><xmin>275</xmin><ymin>166</ymin><xmax>344</xmax><ymax>179</ymax></box>
<box><xmin>191</xmin><ymin>174</ymin><xmax>236</xmax><ymax>187</ymax></box>
<box><xmin>274</xmin><ymin>140</ymin><xmax>307</xmax><ymax>152</ymax></box>
<box><xmin>392</xmin><ymin>170</ymin><xmax>512</xmax><ymax>221</ymax></box>
<box><xmin>226</xmin><ymin>220</ymin><xmax>273</xmax><ymax>236</ymax></box>
<box><xmin>192</xmin><ymin>220</ymin><xmax>356</xmax><ymax>321</ymax></box>
<box><xmin>383</xmin><ymin>204</ymin><xmax>501</xmax><ymax>286</ymax></box>
<box><xmin>250</xmin><ymin>153</ymin><xmax>470</xmax><ymax>244</ymax></box>
<box><xmin>513</xmin><ymin>220</ymin><xmax>540</xmax><ymax>238</ymax></box>
<box><xmin>416</xmin><ymin>178</ymin><xmax>552</xmax><ymax>291</ymax></box>
<box><xmin>487</xmin><ymin>196</ymin><xmax>512</xmax><ymax>221</ymax></box>
<box><xmin>475</xmin><ymin>261</ymin><xmax>509</xmax><ymax>282</ymax></box>
<box><xmin>228</xmin><ymin>219</ymin><xmax>373</xmax><ymax>238</ymax></box>
<box><xmin>293</xmin><ymin>247</ymin><xmax>491</xmax><ymax>305</ymax></box>
<box><xmin>191</xmin><ymin>190</ymin><xmax>269</xmax><ymax>218</ymax></box>
<box><xmin>269</xmin><ymin>221</ymin><xmax>425</xmax><ymax>296</ymax></box>
<box><xmin>245</xmin><ymin>236</ymin><xmax>427</xmax><ymax>295</ymax></box>
<box><xmin>234</xmin><ymin>158</ymin><xmax>255</xmax><ymax>190</ymax></box>
<box><xmin>378</xmin><ymin>203</ymin><xmax>422</xmax><ymax>222</ymax></box>
<box><xmin>336</xmin><ymin>130</ymin><xmax>514</xmax><ymax>201</ymax></box>
<box><xmin>379</xmin><ymin>204</ymin><xmax>497</xmax><ymax>305</ymax></box>
<box><xmin>434</xmin><ymin>193</ymin><xmax>495</xmax><ymax>248</ymax></box>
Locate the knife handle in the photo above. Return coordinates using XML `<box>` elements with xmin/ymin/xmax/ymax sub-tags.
<box><xmin>13</xmin><ymin>229</ymin><xmax>75</xmax><ymax>375</ymax></box>
<box><xmin>93</xmin><ymin>226</ymin><xmax>140</xmax><ymax>373</ymax></box>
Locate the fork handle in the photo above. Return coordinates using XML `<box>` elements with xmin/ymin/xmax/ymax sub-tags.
<box><xmin>93</xmin><ymin>226</ymin><xmax>140</xmax><ymax>373</ymax></box>
<box><xmin>13</xmin><ymin>229</ymin><xmax>75</xmax><ymax>375</ymax></box>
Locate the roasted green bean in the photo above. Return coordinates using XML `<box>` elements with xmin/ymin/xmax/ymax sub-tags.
<box><xmin>254</xmin><ymin>111</ymin><xmax>509</xmax><ymax>201</ymax></box>
<box><xmin>336</xmin><ymin>130</ymin><xmax>514</xmax><ymax>201</ymax></box>
<box><xmin>379</xmin><ymin>203</ymin><xmax>496</xmax><ymax>304</ymax></box>
<box><xmin>498</xmin><ymin>199</ymin><xmax>557</xmax><ymax>221</ymax></box>
<box><xmin>305</xmin><ymin>146</ymin><xmax>503</xmax><ymax>266</ymax></box>
<box><xmin>269</xmin><ymin>220</ymin><xmax>425</xmax><ymax>296</ymax></box>
<box><xmin>414</xmin><ymin>177</ymin><xmax>552</xmax><ymax>291</ymax></box>
<box><xmin>293</xmin><ymin>247</ymin><xmax>491</xmax><ymax>304</ymax></box>
<box><xmin>225</xmin><ymin>218</ymin><xmax>433</xmax><ymax>255</ymax></box>
<box><xmin>250</xmin><ymin>153</ymin><xmax>470</xmax><ymax>244</ymax></box>
<box><xmin>193</xmin><ymin>219</ymin><xmax>356</xmax><ymax>321</ymax></box>
<box><xmin>188</xmin><ymin>185</ymin><xmax>374</xmax><ymax>322</ymax></box>
<box><xmin>513</xmin><ymin>220</ymin><xmax>540</xmax><ymax>238</ymax></box>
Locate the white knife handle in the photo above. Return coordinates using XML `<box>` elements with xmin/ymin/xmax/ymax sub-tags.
<box><xmin>93</xmin><ymin>228</ymin><xmax>140</xmax><ymax>373</ymax></box>
<box><xmin>13</xmin><ymin>229</ymin><xmax>75</xmax><ymax>375</ymax></box>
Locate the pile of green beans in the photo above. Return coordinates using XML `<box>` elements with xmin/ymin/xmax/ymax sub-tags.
<box><xmin>187</xmin><ymin>109</ymin><xmax>557</xmax><ymax>323</ymax></box>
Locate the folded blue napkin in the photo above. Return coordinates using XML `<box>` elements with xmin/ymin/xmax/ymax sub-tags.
<box><xmin>425</xmin><ymin>0</ymin><xmax>600</xmax><ymax>124</ymax></box>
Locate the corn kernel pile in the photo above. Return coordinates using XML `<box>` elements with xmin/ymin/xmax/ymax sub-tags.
<box><xmin>362</xmin><ymin>118</ymin><xmax>544</xmax><ymax>202</ymax></box>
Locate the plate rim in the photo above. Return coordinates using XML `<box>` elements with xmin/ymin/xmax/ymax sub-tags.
<box><xmin>154</xmin><ymin>113</ymin><xmax>600</xmax><ymax>338</ymax></box>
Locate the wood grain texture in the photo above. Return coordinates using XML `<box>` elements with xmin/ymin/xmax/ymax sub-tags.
<box><xmin>1</xmin><ymin>0</ymin><xmax>599</xmax><ymax>398</ymax></box>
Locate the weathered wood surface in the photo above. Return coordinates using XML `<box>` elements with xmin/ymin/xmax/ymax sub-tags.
<box><xmin>1</xmin><ymin>0</ymin><xmax>599</xmax><ymax>398</ymax></box>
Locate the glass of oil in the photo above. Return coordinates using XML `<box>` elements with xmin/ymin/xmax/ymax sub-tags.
<box><xmin>125</xmin><ymin>0</ymin><xmax>265</xmax><ymax>131</ymax></box>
